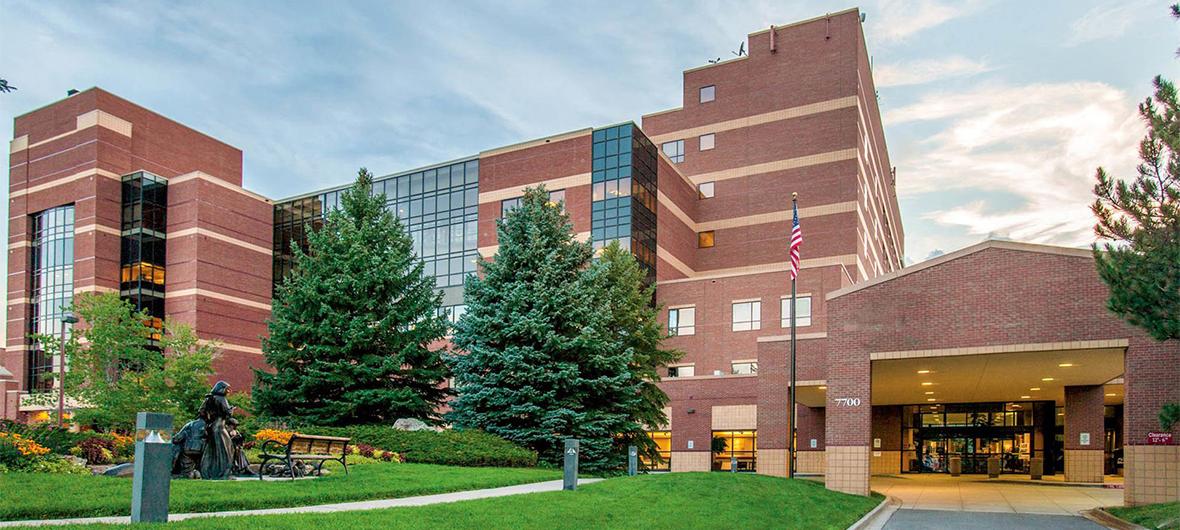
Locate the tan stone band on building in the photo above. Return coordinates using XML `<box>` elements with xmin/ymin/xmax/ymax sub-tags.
<box><xmin>477</xmin><ymin>173</ymin><xmax>591</xmax><ymax>204</ymax></box>
<box><xmin>658</xmin><ymin>194</ymin><xmax>856</xmax><ymax>235</ymax></box>
<box><xmin>9</xmin><ymin>167</ymin><xmax>122</xmax><ymax>198</ymax></box>
<box><xmin>648</xmin><ymin>96</ymin><xmax>858</xmax><ymax>145</ymax></box>
<box><xmin>9</xmin><ymin>110</ymin><xmax>133</xmax><ymax>155</ymax></box>
<box><xmin>169</xmin><ymin>171</ymin><xmax>272</xmax><ymax>204</ymax></box>
<box><xmin>654</xmin><ymin>251</ymin><xmax>858</xmax><ymax>284</ymax></box>
<box><xmin>868</xmin><ymin>338</ymin><xmax>1131</xmax><ymax>361</ymax></box>
<box><xmin>75</xmin><ymin>223</ymin><xmax>121</xmax><ymax>237</ymax></box>
<box><xmin>165</xmin><ymin>288</ymin><xmax>271</xmax><ymax>311</ymax></box>
<box><xmin>688</xmin><ymin>148</ymin><xmax>857</xmax><ymax>185</ymax></box>
<box><xmin>169</xmin><ymin>227</ymin><xmax>272</xmax><ymax>256</ymax></box>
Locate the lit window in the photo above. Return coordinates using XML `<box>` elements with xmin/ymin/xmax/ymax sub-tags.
<box><xmin>698</xmin><ymin>231</ymin><xmax>715</xmax><ymax>248</ymax></box>
<box><xmin>700</xmin><ymin>133</ymin><xmax>715</xmax><ymax>151</ymax></box>
<box><xmin>501</xmin><ymin>197</ymin><xmax>521</xmax><ymax>217</ymax></box>
<box><xmin>732</xmin><ymin>362</ymin><xmax>758</xmax><ymax>375</ymax></box>
<box><xmin>669</xmin><ymin>307</ymin><xmax>696</xmax><ymax>336</ymax></box>
<box><xmin>698</xmin><ymin>182</ymin><xmax>715</xmax><ymax>199</ymax></box>
<box><xmin>700</xmin><ymin>85</ymin><xmax>716</xmax><ymax>103</ymax></box>
<box><xmin>668</xmin><ymin>365</ymin><xmax>695</xmax><ymax>378</ymax></box>
<box><xmin>547</xmin><ymin>189</ymin><xmax>565</xmax><ymax>208</ymax></box>
<box><xmin>662</xmin><ymin>140</ymin><xmax>685</xmax><ymax>163</ymax></box>
<box><xmin>732</xmin><ymin>301</ymin><xmax>761</xmax><ymax>331</ymax></box>
<box><xmin>781</xmin><ymin>296</ymin><xmax>812</xmax><ymax>328</ymax></box>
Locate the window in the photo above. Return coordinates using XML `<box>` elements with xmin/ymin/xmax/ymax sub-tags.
<box><xmin>644</xmin><ymin>431</ymin><xmax>672</xmax><ymax>471</ymax></box>
<box><xmin>732</xmin><ymin>362</ymin><xmax>758</xmax><ymax>375</ymax></box>
<box><xmin>547</xmin><ymin>189</ymin><xmax>565</xmax><ymax>208</ymax></box>
<box><xmin>781</xmin><ymin>296</ymin><xmax>812</xmax><ymax>328</ymax></box>
<box><xmin>712</xmin><ymin>430</ymin><xmax>755</xmax><ymax>472</ymax></box>
<box><xmin>668</xmin><ymin>365</ymin><xmax>695</xmax><ymax>378</ymax></box>
<box><xmin>699</xmin><ymin>133</ymin><xmax>715</xmax><ymax>151</ymax></box>
<box><xmin>27</xmin><ymin>205</ymin><xmax>75</xmax><ymax>393</ymax></box>
<box><xmin>700</xmin><ymin>85</ymin><xmax>716</xmax><ymax>103</ymax></box>
<box><xmin>662</xmin><ymin>139</ymin><xmax>684</xmax><ymax>163</ymax></box>
<box><xmin>732</xmin><ymin>301</ymin><xmax>761</xmax><ymax>331</ymax></box>
<box><xmin>501</xmin><ymin>197</ymin><xmax>522</xmax><ymax>217</ymax></box>
<box><xmin>698</xmin><ymin>181</ymin><xmax>715</xmax><ymax>199</ymax></box>
<box><xmin>438</xmin><ymin>304</ymin><xmax>467</xmax><ymax>326</ymax></box>
<box><xmin>669</xmin><ymin>307</ymin><xmax>696</xmax><ymax>336</ymax></box>
<box><xmin>698</xmin><ymin>231</ymin><xmax>715</xmax><ymax>248</ymax></box>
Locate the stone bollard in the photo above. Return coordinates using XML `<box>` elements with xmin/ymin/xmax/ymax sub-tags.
<box><xmin>987</xmin><ymin>456</ymin><xmax>1001</xmax><ymax>478</ymax></box>
<box><xmin>563</xmin><ymin>439</ymin><xmax>579</xmax><ymax>491</ymax></box>
<box><xmin>131</xmin><ymin>412</ymin><xmax>173</xmax><ymax>523</ymax></box>
<box><xmin>731</xmin><ymin>455</ymin><xmax>738</xmax><ymax>473</ymax></box>
<box><xmin>628</xmin><ymin>446</ymin><xmax>637</xmax><ymax>476</ymax></box>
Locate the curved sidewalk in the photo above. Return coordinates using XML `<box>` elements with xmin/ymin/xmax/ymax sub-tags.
<box><xmin>0</xmin><ymin>478</ymin><xmax>604</xmax><ymax>527</ymax></box>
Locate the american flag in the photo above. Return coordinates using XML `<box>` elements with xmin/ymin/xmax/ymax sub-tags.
<box><xmin>790</xmin><ymin>201</ymin><xmax>803</xmax><ymax>280</ymax></box>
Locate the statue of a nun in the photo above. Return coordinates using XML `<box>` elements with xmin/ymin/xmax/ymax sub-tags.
<box><xmin>197</xmin><ymin>380</ymin><xmax>234</xmax><ymax>480</ymax></box>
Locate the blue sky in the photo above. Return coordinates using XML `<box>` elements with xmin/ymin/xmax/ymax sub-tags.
<box><xmin>2</xmin><ymin>0</ymin><xmax>1178</xmax><ymax>268</ymax></box>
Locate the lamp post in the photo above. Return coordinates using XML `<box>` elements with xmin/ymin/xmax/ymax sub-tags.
<box><xmin>57</xmin><ymin>314</ymin><xmax>79</xmax><ymax>427</ymax></box>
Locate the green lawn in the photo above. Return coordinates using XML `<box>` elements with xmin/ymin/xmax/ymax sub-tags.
<box><xmin>1107</xmin><ymin>502</ymin><xmax>1180</xmax><ymax>530</ymax></box>
<box><xmin>0</xmin><ymin>463</ymin><xmax>560</xmax><ymax>522</ymax></box>
<box><xmin>53</xmin><ymin>472</ymin><xmax>883</xmax><ymax>530</ymax></box>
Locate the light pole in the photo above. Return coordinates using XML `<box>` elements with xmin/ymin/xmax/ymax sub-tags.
<box><xmin>57</xmin><ymin>314</ymin><xmax>79</xmax><ymax>427</ymax></box>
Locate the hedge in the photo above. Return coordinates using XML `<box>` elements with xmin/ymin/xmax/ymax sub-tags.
<box><xmin>299</xmin><ymin>426</ymin><xmax>538</xmax><ymax>468</ymax></box>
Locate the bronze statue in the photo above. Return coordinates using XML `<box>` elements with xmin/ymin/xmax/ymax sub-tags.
<box><xmin>197</xmin><ymin>381</ymin><xmax>234</xmax><ymax>480</ymax></box>
<box><xmin>170</xmin><ymin>418</ymin><xmax>206</xmax><ymax>478</ymax></box>
<box><xmin>227</xmin><ymin>418</ymin><xmax>253</xmax><ymax>476</ymax></box>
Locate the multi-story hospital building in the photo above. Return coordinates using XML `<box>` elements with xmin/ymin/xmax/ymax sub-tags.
<box><xmin>2</xmin><ymin>9</ymin><xmax>1176</xmax><ymax>505</ymax></box>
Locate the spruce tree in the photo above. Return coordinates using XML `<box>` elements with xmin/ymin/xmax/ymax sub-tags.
<box><xmin>253</xmin><ymin>168</ymin><xmax>450</xmax><ymax>426</ymax></box>
<box><xmin>586</xmin><ymin>241</ymin><xmax>683</xmax><ymax>468</ymax></box>
<box><xmin>449</xmin><ymin>187</ymin><xmax>637</xmax><ymax>473</ymax></box>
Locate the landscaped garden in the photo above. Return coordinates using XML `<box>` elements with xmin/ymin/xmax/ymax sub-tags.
<box><xmin>33</xmin><ymin>473</ymin><xmax>883</xmax><ymax>530</ymax></box>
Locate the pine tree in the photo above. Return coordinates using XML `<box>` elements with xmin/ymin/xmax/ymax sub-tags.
<box><xmin>448</xmin><ymin>187</ymin><xmax>638</xmax><ymax>473</ymax></box>
<box><xmin>253</xmin><ymin>168</ymin><xmax>451</xmax><ymax>426</ymax></box>
<box><xmin>586</xmin><ymin>240</ymin><xmax>683</xmax><ymax>468</ymax></box>
<box><xmin>1092</xmin><ymin>9</ymin><xmax>1180</xmax><ymax>429</ymax></box>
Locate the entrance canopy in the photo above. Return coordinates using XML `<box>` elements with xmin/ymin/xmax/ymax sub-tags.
<box><xmin>870</xmin><ymin>342</ymin><xmax>1125</xmax><ymax>406</ymax></box>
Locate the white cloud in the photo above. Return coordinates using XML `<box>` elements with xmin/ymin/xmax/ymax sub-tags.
<box><xmin>1064</xmin><ymin>0</ymin><xmax>1154</xmax><ymax>47</ymax></box>
<box><xmin>868</xmin><ymin>0</ymin><xmax>989</xmax><ymax>44</ymax></box>
<box><xmin>874</xmin><ymin>55</ymin><xmax>995</xmax><ymax>87</ymax></box>
<box><xmin>888</xmin><ymin>81</ymin><xmax>1144</xmax><ymax>249</ymax></box>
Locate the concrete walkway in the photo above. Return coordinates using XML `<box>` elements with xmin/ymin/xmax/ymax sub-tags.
<box><xmin>871</xmin><ymin>474</ymin><xmax>1122</xmax><ymax>515</ymax></box>
<box><xmin>0</xmin><ymin>478</ymin><xmax>604</xmax><ymax>527</ymax></box>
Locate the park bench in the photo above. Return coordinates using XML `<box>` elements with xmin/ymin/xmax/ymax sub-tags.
<box><xmin>258</xmin><ymin>433</ymin><xmax>351</xmax><ymax>480</ymax></box>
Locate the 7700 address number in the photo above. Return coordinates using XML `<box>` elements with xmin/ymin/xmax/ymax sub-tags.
<box><xmin>833</xmin><ymin>398</ymin><xmax>862</xmax><ymax>407</ymax></box>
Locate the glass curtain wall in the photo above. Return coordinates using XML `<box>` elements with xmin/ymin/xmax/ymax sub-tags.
<box><xmin>120</xmin><ymin>172</ymin><xmax>168</xmax><ymax>341</ymax></box>
<box><xmin>901</xmin><ymin>402</ymin><xmax>1051</xmax><ymax>474</ymax></box>
<box><xmin>590</xmin><ymin>123</ymin><xmax>657</xmax><ymax>285</ymax></box>
<box><xmin>272</xmin><ymin>158</ymin><xmax>479</xmax><ymax>291</ymax></box>
<box><xmin>27</xmin><ymin>205</ymin><xmax>75</xmax><ymax>392</ymax></box>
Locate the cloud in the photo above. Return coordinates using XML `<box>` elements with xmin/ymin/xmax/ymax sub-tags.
<box><xmin>1064</xmin><ymin>0</ymin><xmax>1154</xmax><ymax>47</ymax></box>
<box><xmin>874</xmin><ymin>56</ymin><xmax>995</xmax><ymax>87</ymax></box>
<box><xmin>887</xmin><ymin>81</ymin><xmax>1144</xmax><ymax>249</ymax></box>
<box><xmin>868</xmin><ymin>0</ymin><xmax>989</xmax><ymax>44</ymax></box>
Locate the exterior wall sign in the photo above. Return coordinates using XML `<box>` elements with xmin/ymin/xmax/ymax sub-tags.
<box><xmin>1080</xmin><ymin>432</ymin><xmax>1090</xmax><ymax>446</ymax></box>
<box><xmin>873</xmin><ymin>438</ymin><xmax>881</xmax><ymax>448</ymax></box>
<box><xmin>687</xmin><ymin>440</ymin><xmax>694</xmax><ymax>449</ymax></box>
<box><xmin>1147</xmin><ymin>432</ymin><xmax>1174</xmax><ymax>445</ymax></box>
<box><xmin>810</xmin><ymin>439</ymin><xmax>817</xmax><ymax>448</ymax></box>
<box><xmin>834</xmin><ymin>398</ymin><xmax>862</xmax><ymax>407</ymax></box>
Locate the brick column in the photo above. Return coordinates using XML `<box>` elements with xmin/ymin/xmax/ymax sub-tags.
<box><xmin>825</xmin><ymin>346</ymin><xmax>871</xmax><ymax>496</ymax></box>
<box><xmin>1064</xmin><ymin>385</ymin><xmax>1105</xmax><ymax>483</ymax></box>
<box><xmin>669</xmin><ymin>403</ymin><xmax>712</xmax><ymax>472</ymax></box>
<box><xmin>1123</xmin><ymin>338</ymin><xmax>1180</xmax><ymax>506</ymax></box>
<box><xmin>796</xmin><ymin>405</ymin><xmax>826</xmax><ymax>474</ymax></box>
<box><xmin>871</xmin><ymin>406</ymin><xmax>902</xmax><ymax>475</ymax></box>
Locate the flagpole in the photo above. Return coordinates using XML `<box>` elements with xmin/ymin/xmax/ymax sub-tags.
<box><xmin>789</xmin><ymin>192</ymin><xmax>798</xmax><ymax>479</ymax></box>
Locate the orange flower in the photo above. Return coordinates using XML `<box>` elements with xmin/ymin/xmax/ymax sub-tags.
<box><xmin>0</xmin><ymin>432</ymin><xmax>50</xmax><ymax>457</ymax></box>
<box><xmin>252</xmin><ymin>429</ymin><xmax>294</xmax><ymax>444</ymax></box>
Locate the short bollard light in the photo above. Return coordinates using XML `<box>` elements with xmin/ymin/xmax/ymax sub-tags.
<box><xmin>131</xmin><ymin>412</ymin><xmax>174</xmax><ymax>523</ymax></box>
<box><xmin>731</xmin><ymin>454</ymin><xmax>738</xmax><ymax>473</ymax></box>
<box><xmin>563</xmin><ymin>439</ymin><xmax>579</xmax><ymax>491</ymax></box>
<box><xmin>628</xmin><ymin>446</ymin><xmax>638</xmax><ymax>476</ymax></box>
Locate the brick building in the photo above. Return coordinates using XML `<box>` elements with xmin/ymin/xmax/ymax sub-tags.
<box><xmin>2</xmin><ymin>9</ymin><xmax>1176</xmax><ymax>506</ymax></box>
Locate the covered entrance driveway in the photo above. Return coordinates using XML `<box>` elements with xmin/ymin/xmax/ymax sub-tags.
<box><xmin>871</xmin><ymin>474</ymin><xmax>1122</xmax><ymax>515</ymax></box>
<box><xmin>869</xmin><ymin>341</ymin><xmax>1126</xmax><ymax>479</ymax></box>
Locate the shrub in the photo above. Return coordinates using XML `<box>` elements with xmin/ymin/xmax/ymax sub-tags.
<box><xmin>26</xmin><ymin>456</ymin><xmax>91</xmax><ymax>475</ymax></box>
<box><xmin>0</xmin><ymin>420</ymin><xmax>88</xmax><ymax>454</ymax></box>
<box><xmin>355</xmin><ymin>442</ymin><xmax>376</xmax><ymax>459</ymax></box>
<box><xmin>300</xmin><ymin>426</ymin><xmax>537</xmax><ymax>468</ymax></box>
<box><xmin>76</xmin><ymin>437</ymin><xmax>116</xmax><ymax>465</ymax></box>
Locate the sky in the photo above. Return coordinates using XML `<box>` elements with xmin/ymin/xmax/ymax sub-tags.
<box><xmin>1</xmin><ymin>0</ymin><xmax>1178</xmax><ymax>270</ymax></box>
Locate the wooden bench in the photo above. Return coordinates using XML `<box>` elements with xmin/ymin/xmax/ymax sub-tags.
<box><xmin>258</xmin><ymin>434</ymin><xmax>351</xmax><ymax>480</ymax></box>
